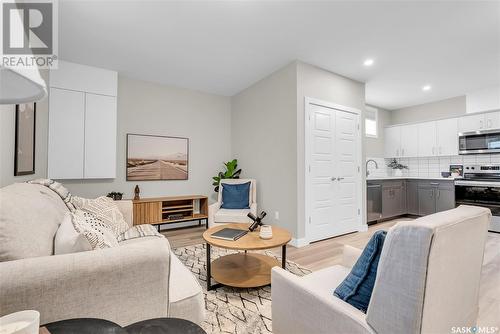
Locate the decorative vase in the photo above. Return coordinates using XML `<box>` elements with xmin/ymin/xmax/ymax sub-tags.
<box><xmin>0</xmin><ymin>310</ymin><xmax>40</xmax><ymax>334</ymax></box>
<box><xmin>394</xmin><ymin>169</ymin><xmax>403</xmax><ymax>177</ymax></box>
<box><xmin>259</xmin><ymin>225</ymin><xmax>273</xmax><ymax>239</ymax></box>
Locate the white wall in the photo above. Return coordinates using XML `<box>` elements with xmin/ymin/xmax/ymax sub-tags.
<box><xmin>1</xmin><ymin>75</ymin><xmax>232</xmax><ymax>202</ymax></box>
<box><xmin>231</xmin><ymin>62</ymin><xmax>298</xmax><ymax>236</ymax></box>
<box><xmin>296</xmin><ymin>61</ymin><xmax>366</xmax><ymax>240</ymax></box>
<box><xmin>0</xmin><ymin>72</ymin><xmax>49</xmax><ymax>187</ymax></box>
<box><xmin>391</xmin><ymin>95</ymin><xmax>466</xmax><ymax>124</ymax></box>
<box><xmin>63</xmin><ymin>76</ymin><xmax>232</xmax><ymax>200</ymax></box>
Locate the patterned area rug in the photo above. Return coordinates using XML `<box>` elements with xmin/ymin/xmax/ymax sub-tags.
<box><xmin>173</xmin><ymin>244</ymin><xmax>311</xmax><ymax>334</ymax></box>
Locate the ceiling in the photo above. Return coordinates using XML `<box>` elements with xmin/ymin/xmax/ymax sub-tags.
<box><xmin>58</xmin><ymin>1</ymin><xmax>500</xmax><ymax>110</ymax></box>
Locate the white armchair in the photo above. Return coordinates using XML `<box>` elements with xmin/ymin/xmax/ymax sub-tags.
<box><xmin>272</xmin><ymin>205</ymin><xmax>491</xmax><ymax>334</ymax></box>
<box><xmin>208</xmin><ymin>179</ymin><xmax>257</xmax><ymax>228</ymax></box>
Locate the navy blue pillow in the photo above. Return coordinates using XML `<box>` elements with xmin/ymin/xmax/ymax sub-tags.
<box><xmin>334</xmin><ymin>230</ymin><xmax>387</xmax><ymax>313</ymax></box>
<box><xmin>221</xmin><ymin>182</ymin><xmax>251</xmax><ymax>209</ymax></box>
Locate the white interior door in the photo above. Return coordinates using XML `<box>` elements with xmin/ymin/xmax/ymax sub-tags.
<box><xmin>306</xmin><ymin>100</ymin><xmax>361</xmax><ymax>242</ymax></box>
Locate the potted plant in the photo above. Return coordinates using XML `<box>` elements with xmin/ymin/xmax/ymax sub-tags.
<box><xmin>387</xmin><ymin>158</ymin><xmax>408</xmax><ymax>177</ymax></box>
<box><xmin>212</xmin><ymin>159</ymin><xmax>242</xmax><ymax>192</ymax></box>
<box><xmin>107</xmin><ymin>191</ymin><xmax>123</xmax><ymax>201</ymax></box>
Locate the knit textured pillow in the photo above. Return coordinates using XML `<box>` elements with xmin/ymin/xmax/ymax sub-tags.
<box><xmin>70</xmin><ymin>210</ymin><xmax>118</xmax><ymax>250</ymax></box>
<box><xmin>73</xmin><ymin>196</ymin><xmax>129</xmax><ymax>237</ymax></box>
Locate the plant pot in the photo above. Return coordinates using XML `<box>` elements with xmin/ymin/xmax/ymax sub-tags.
<box><xmin>394</xmin><ymin>169</ymin><xmax>403</xmax><ymax>177</ymax></box>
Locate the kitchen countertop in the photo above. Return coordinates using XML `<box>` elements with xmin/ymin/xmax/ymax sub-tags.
<box><xmin>367</xmin><ymin>176</ymin><xmax>459</xmax><ymax>181</ymax></box>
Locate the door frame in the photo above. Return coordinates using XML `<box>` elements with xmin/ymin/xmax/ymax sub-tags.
<box><xmin>304</xmin><ymin>97</ymin><xmax>363</xmax><ymax>243</ymax></box>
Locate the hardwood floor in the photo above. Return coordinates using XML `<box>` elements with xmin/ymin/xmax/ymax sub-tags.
<box><xmin>162</xmin><ymin>219</ymin><xmax>500</xmax><ymax>328</ymax></box>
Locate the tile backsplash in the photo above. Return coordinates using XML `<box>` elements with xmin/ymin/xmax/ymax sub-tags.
<box><xmin>366</xmin><ymin>154</ymin><xmax>500</xmax><ymax>178</ymax></box>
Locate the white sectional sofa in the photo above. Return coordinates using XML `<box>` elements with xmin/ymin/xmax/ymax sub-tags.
<box><xmin>0</xmin><ymin>182</ymin><xmax>204</xmax><ymax>326</ymax></box>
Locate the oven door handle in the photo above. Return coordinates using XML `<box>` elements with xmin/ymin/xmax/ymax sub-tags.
<box><xmin>454</xmin><ymin>180</ymin><xmax>500</xmax><ymax>187</ymax></box>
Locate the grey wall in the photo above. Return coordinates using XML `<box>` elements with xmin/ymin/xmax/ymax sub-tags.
<box><xmin>296</xmin><ymin>61</ymin><xmax>366</xmax><ymax>240</ymax></box>
<box><xmin>391</xmin><ymin>95</ymin><xmax>466</xmax><ymax>124</ymax></box>
<box><xmin>365</xmin><ymin>106</ymin><xmax>391</xmax><ymax>158</ymax></box>
<box><xmin>63</xmin><ymin>76</ymin><xmax>232</xmax><ymax>200</ymax></box>
<box><xmin>0</xmin><ymin>72</ymin><xmax>49</xmax><ymax>187</ymax></box>
<box><xmin>231</xmin><ymin>62</ymin><xmax>298</xmax><ymax>236</ymax></box>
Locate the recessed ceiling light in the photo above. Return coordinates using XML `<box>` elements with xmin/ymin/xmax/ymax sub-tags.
<box><xmin>363</xmin><ymin>59</ymin><xmax>374</xmax><ymax>67</ymax></box>
<box><xmin>422</xmin><ymin>85</ymin><xmax>432</xmax><ymax>91</ymax></box>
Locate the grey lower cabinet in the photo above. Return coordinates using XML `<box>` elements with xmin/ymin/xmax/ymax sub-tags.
<box><xmin>367</xmin><ymin>179</ymin><xmax>455</xmax><ymax>222</ymax></box>
<box><xmin>382</xmin><ymin>181</ymin><xmax>406</xmax><ymax>218</ymax></box>
<box><xmin>417</xmin><ymin>181</ymin><xmax>455</xmax><ymax>216</ymax></box>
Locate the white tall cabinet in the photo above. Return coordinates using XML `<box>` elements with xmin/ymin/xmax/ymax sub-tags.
<box><xmin>48</xmin><ymin>61</ymin><xmax>118</xmax><ymax>179</ymax></box>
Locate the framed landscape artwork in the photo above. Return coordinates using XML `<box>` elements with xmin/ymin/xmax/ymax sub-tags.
<box><xmin>14</xmin><ymin>103</ymin><xmax>36</xmax><ymax>176</ymax></box>
<box><xmin>126</xmin><ymin>134</ymin><xmax>189</xmax><ymax>181</ymax></box>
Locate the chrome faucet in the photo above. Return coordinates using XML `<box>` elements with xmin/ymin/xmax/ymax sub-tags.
<box><xmin>366</xmin><ymin>159</ymin><xmax>379</xmax><ymax>177</ymax></box>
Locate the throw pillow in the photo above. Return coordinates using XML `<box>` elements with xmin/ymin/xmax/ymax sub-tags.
<box><xmin>72</xmin><ymin>196</ymin><xmax>129</xmax><ymax>237</ymax></box>
<box><xmin>54</xmin><ymin>212</ymin><xmax>92</xmax><ymax>254</ymax></box>
<box><xmin>221</xmin><ymin>182</ymin><xmax>251</xmax><ymax>209</ymax></box>
<box><xmin>70</xmin><ymin>210</ymin><xmax>119</xmax><ymax>250</ymax></box>
<box><xmin>334</xmin><ymin>230</ymin><xmax>387</xmax><ymax>313</ymax></box>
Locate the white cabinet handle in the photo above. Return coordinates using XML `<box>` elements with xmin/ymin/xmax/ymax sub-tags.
<box><xmin>487</xmin><ymin>119</ymin><xmax>492</xmax><ymax>128</ymax></box>
<box><xmin>401</xmin><ymin>148</ymin><xmax>405</xmax><ymax>156</ymax></box>
<box><xmin>439</xmin><ymin>147</ymin><xmax>442</xmax><ymax>155</ymax></box>
<box><xmin>337</xmin><ymin>177</ymin><xmax>345</xmax><ymax>181</ymax></box>
<box><xmin>432</xmin><ymin>147</ymin><xmax>435</xmax><ymax>155</ymax></box>
<box><xmin>480</xmin><ymin>120</ymin><xmax>484</xmax><ymax>129</ymax></box>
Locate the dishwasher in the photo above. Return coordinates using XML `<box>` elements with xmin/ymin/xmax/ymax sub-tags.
<box><xmin>367</xmin><ymin>183</ymin><xmax>382</xmax><ymax>223</ymax></box>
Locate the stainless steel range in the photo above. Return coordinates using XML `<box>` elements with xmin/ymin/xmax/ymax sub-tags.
<box><xmin>455</xmin><ymin>164</ymin><xmax>500</xmax><ymax>232</ymax></box>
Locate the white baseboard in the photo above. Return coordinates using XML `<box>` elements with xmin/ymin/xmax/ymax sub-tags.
<box><xmin>289</xmin><ymin>237</ymin><xmax>309</xmax><ymax>248</ymax></box>
<box><xmin>358</xmin><ymin>224</ymin><xmax>368</xmax><ymax>232</ymax></box>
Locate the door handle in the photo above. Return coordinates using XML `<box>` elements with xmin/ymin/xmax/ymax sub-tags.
<box><xmin>337</xmin><ymin>177</ymin><xmax>345</xmax><ymax>181</ymax></box>
<box><xmin>432</xmin><ymin>147</ymin><xmax>435</xmax><ymax>155</ymax></box>
<box><xmin>439</xmin><ymin>147</ymin><xmax>442</xmax><ymax>155</ymax></box>
<box><xmin>331</xmin><ymin>177</ymin><xmax>337</xmax><ymax>181</ymax></box>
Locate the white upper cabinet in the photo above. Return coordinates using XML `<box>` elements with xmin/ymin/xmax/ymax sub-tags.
<box><xmin>49</xmin><ymin>61</ymin><xmax>117</xmax><ymax>179</ymax></box>
<box><xmin>485</xmin><ymin>111</ymin><xmax>500</xmax><ymax>130</ymax></box>
<box><xmin>384</xmin><ymin>126</ymin><xmax>401</xmax><ymax>158</ymax></box>
<box><xmin>84</xmin><ymin>94</ymin><xmax>117</xmax><ymax>179</ymax></box>
<box><xmin>436</xmin><ymin>118</ymin><xmax>458</xmax><ymax>156</ymax></box>
<box><xmin>417</xmin><ymin>122</ymin><xmax>437</xmax><ymax>157</ymax></box>
<box><xmin>458</xmin><ymin>113</ymin><xmax>487</xmax><ymax>132</ymax></box>
<box><xmin>400</xmin><ymin>124</ymin><xmax>419</xmax><ymax>157</ymax></box>
<box><xmin>48</xmin><ymin>88</ymin><xmax>85</xmax><ymax>179</ymax></box>
<box><xmin>458</xmin><ymin>111</ymin><xmax>500</xmax><ymax>133</ymax></box>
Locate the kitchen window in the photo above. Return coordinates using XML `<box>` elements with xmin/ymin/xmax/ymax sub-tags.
<box><xmin>365</xmin><ymin>106</ymin><xmax>378</xmax><ymax>138</ymax></box>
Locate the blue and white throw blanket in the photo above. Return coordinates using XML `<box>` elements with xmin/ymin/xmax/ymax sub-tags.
<box><xmin>28</xmin><ymin>178</ymin><xmax>163</xmax><ymax>242</ymax></box>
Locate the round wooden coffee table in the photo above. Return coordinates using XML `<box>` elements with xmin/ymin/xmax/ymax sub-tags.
<box><xmin>202</xmin><ymin>223</ymin><xmax>291</xmax><ymax>290</ymax></box>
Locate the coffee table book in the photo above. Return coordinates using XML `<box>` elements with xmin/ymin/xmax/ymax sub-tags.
<box><xmin>210</xmin><ymin>228</ymin><xmax>248</xmax><ymax>241</ymax></box>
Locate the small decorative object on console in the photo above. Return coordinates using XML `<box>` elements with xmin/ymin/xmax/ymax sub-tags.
<box><xmin>259</xmin><ymin>225</ymin><xmax>273</xmax><ymax>239</ymax></box>
<box><xmin>134</xmin><ymin>185</ymin><xmax>140</xmax><ymax>200</ymax></box>
<box><xmin>248</xmin><ymin>211</ymin><xmax>267</xmax><ymax>232</ymax></box>
<box><xmin>106</xmin><ymin>192</ymin><xmax>123</xmax><ymax>200</ymax></box>
<box><xmin>166</xmin><ymin>213</ymin><xmax>185</xmax><ymax>221</ymax></box>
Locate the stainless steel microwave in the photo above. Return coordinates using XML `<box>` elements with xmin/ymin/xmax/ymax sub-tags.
<box><xmin>459</xmin><ymin>129</ymin><xmax>500</xmax><ymax>154</ymax></box>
